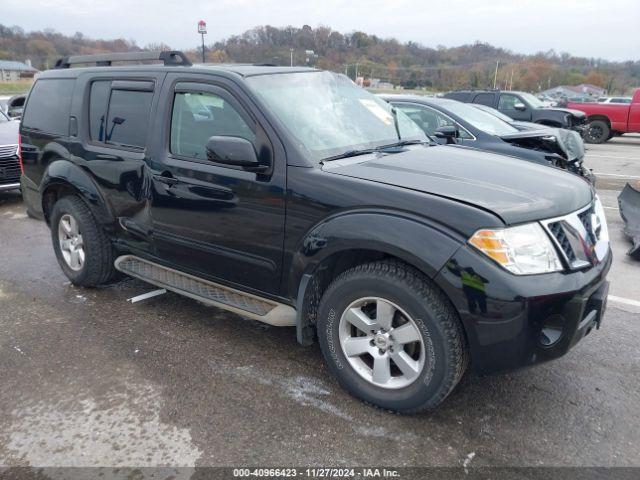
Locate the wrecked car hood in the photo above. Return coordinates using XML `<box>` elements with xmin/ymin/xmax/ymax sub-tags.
<box><xmin>322</xmin><ymin>145</ymin><xmax>593</xmax><ymax>225</ymax></box>
<box><xmin>500</xmin><ymin>128</ymin><xmax>585</xmax><ymax>162</ymax></box>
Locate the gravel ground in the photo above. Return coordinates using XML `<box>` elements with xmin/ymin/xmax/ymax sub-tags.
<box><xmin>0</xmin><ymin>136</ymin><xmax>638</xmax><ymax>473</ymax></box>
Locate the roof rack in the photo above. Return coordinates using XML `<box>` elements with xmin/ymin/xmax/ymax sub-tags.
<box><xmin>54</xmin><ymin>50</ymin><xmax>192</xmax><ymax>69</ymax></box>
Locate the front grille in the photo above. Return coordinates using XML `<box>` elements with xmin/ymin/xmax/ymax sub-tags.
<box><xmin>0</xmin><ymin>144</ymin><xmax>20</xmax><ymax>183</ymax></box>
<box><xmin>547</xmin><ymin>221</ymin><xmax>576</xmax><ymax>263</ymax></box>
<box><xmin>0</xmin><ymin>144</ymin><xmax>17</xmax><ymax>158</ymax></box>
<box><xmin>542</xmin><ymin>199</ymin><xmax>609</xmax><ymax>270</ymax></box>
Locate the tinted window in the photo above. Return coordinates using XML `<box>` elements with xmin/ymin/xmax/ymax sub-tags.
<box><xmin>498</xmin><ymin>94</ymin><xmax>521</xmax><ymax>111</ymax></box>
<box><xmin>22</xmin><ymin>79</ymin><xmax>75</xmax><ymax>135</ymax></box>
<box><xmin>171</xmin><ymin>91</ymin><xmax>256</xmax><ymax>159</ymax></box>
<box><xmin>89</xmin><ymin>81</ymin><xmax>110</xmax><ymax>141</ymax></box>
<box><xmin>105</xmin><ymin>89</ymin><xmax>152</xmax><ymax>148</ymax></box>
<box><xmin>473</xmin><ymin>93</ymin><xmax>495</xmax><ymax>106</ymax></box>
<box><xmin>396</xmin><ymin>104</ymin><xmax>473</xmax><ymax>139</ymax></box>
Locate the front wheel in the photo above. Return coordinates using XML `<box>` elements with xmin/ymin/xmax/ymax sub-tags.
<box><xmin>316</xmin><ymin>261</ymin><xmax>467</xmax><ymax>413</ymax></box>
<box><xmin>584</xmin><ymin>120</ymin><xmax>610</xmax><ymax>144</ymax></box>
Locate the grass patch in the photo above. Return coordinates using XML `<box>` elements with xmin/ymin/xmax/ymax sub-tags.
<box><xmin>0</xmin><ymin>80</ymin><xmax>33</xmax><ymax>95</ymax></box>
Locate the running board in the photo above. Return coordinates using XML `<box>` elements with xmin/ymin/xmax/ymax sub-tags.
<box><xmin>114</xmin><ymin>255</ymin><xmax>296</xmax><ymax>326</ymax></box>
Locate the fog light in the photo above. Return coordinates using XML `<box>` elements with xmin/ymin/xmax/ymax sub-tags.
<box><xmin>539</xmin><ymin>314</ymin><xmax>564</xmax><ymax>347</ymax></box>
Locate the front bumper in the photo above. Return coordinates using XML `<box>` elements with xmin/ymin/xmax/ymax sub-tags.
<box><xmin>435</xmin><ymin>244</ymin><xmax>612</xmax><ymax>375</ymax></box>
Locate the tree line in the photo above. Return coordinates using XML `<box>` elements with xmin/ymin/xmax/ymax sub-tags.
<box><xmin>1</xmin><ymin>23</ymin><xmax>638</xmax><ymax>94</ymax></box>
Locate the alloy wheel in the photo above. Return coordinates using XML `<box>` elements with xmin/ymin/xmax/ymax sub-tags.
<box><xmin>338</xmin><ymin>297</ymin><xmax>425</xmax><ymax>389</ymax></box>
<box><xmin>58</xmin><ymin>213</ymin><xmax>85</xmax><ymax>271</ymax></box>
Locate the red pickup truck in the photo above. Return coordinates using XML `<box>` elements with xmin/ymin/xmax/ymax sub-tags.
<box><xmin>567</xmin><ymin>88</ymin><xmax>640</xmax><ymax>143</ymax></box>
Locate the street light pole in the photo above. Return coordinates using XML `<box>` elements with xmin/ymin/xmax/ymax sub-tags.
<box><xmin>290</xmin><ymin>48</ymin><xmax>293</xmax><ymax>67</ymax></box>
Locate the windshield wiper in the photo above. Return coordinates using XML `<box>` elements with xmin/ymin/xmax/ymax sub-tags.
<box><xmin>391</xmin><ymin>107</ymin><xmax>401</xmax><ymax>141</ymax></box>
<box><xmin>322</xmin><ymin>148</ymin><xmax>379</xmax><ymax>162</ymax></box>
<box><xmin>322</xmin><ymin>140</ymin><xmax>431</xmax><ymax>162</ymax></box>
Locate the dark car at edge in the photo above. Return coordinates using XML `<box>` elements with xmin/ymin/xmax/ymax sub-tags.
<box><xmin>381</xmin><ymin>94</ymin><xmax>592</xmax><ymax>182</ymax></box>
<box><xmin>19</xmin><ymin>52</ymin><xmax>611</xmax><ymax>413</ymax></box>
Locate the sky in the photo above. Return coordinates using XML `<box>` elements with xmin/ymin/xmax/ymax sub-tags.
<box><xmin>3</xmin><ymin>0</ymin><xmax>639</xmax><ymax>62</ymax></box>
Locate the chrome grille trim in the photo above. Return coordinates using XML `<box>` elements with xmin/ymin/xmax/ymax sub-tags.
<box><xmin>540</xmin><ymin>196</ymin><xmax>609</xmax><ymax>270</ymax></box>
<box><xmin>0</xmin><ymin>144</ymin><xmax>18</xmax><ymax>158</ymax></box>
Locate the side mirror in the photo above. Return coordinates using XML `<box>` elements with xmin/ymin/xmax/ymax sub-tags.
<box><xmin>206</xmin><ymin>136</ymin><xmax>263</xmax><ymax>170</ymax></box>
<box><xmin>513</xmin><ymin>102</ymin><xmax>526</xmax><ymax>111</ymax></box>
<box><xmin>434</xmin><ymin>125</ymin><xmax>459</xmax><ymax>144</ymax></box>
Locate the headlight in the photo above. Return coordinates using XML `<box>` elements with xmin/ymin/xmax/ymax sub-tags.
<box><xmin>469</xmin><ymin>223</ymin><xmax>563</xmax><ymax>275</ymax></box>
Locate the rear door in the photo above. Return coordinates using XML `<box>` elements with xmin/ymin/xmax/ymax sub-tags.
<box><xmin>146</xmin><ymin>73</ymin><xmax>286</xmax><ymax>295</ymax></box>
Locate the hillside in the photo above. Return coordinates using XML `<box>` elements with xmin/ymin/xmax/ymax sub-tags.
<box><xmin>1</xmin><ymin>23</ymin><xmax>638</xmax><ymax>94</ymax></box>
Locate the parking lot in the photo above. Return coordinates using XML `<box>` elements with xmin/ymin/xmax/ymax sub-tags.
<box><xmin>0</xmin><ymin>136</ymin><xmax>639</xmax><ymax>469</ymax></box>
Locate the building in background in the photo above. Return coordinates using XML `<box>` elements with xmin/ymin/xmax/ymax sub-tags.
<box><xmin>540</xmin><ymin>83</ymin><xmax>606</xmax><ymax>101</ymax></box>
<box><xmin>0</xmin><ymin>60</ymin><xmax>38</xmax><ymax>82</ymax></box>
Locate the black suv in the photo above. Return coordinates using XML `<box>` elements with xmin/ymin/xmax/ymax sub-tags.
<box><xmin>20</xmin><ymin>52</ymin><xmax>611</xmax><ymax>413</ymax></box>
<box><xmin>443</xmin><ymin>90</ymin><xmax>588</xmax><ymax>132</ymax></box>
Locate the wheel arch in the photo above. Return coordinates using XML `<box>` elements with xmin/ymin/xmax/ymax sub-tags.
<box><xmin>289</xmin><ymin>210</ymin><xmax>465</xmax><ymax>345</ymax></box>
<box><xmin>41</xmin><ymin>159</ymin><xmax>115</xmax><ymax>226</ymax></box>
<box><xmin>586</xmin><ymin>115</ymin><xmax>612</xmax><ymax>127</ymax></box>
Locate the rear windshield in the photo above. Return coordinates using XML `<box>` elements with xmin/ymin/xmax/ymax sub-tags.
<box><xmin>22</xmin><ymin>79</ymin><xmax>75</xmax><ymax>135</ymax></box>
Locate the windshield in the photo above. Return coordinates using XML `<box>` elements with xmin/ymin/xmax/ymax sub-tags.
<box><xmin>443</xmin><ymin>101</ymin><xmax>518</xmax><ymax>136</ymax></box>
<box><xmin>246</xmin><ymin>71</ymin><xmax>426</xmax><ymax>160</ymax></box>
<box><xmin>520</xmin><ymin>92</ymin><xmax>545</xmax><ymax>108</ymax></box>
<box><xmin>0</xmin><ymin>109</ymin><xmax>8</xmax><ymax>122</ymax></box>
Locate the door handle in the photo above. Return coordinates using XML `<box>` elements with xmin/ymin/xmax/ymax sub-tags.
<box><xmin>153</xmin><ymin>173</ymin><xmax>179</xmax><ymax>186</ymax></box>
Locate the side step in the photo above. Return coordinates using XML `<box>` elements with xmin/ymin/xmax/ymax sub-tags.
<box><xmin>114</xmin><ymin>255</ymin><xmax>296</xmax><ymax>326</ymax></box>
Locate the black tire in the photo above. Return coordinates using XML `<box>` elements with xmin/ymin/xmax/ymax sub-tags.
<box><xmin>316</xmin><ymin>260</ymin><xmax>467</xmax><ymax>413</ymax></box>
<box><xmin>585</xmin><ymin>120</ymin><xmax>610</xmax><ymax>144</ymax></box>
<box><xmin>50</xmin><ymin>196</ymin><xmax>117</xmax><ymax>287</ymax></box>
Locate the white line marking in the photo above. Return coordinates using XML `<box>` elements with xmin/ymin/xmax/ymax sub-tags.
<box><xmin>587</xmin><ymin>154</ymin><xmax>640</xmax><ymax>160</ymax></box>
<box><xmin>603</xmin><ymin>206</ymin><xmax>619</xmax><ymax>210</ymax></box>
<box><xmin>594</xmin><ymin>172</ymin><xmax>640</xmax><ymax>179</ymax></box>
<box><xmin>608</xmin><ymin>295</ymin><xmax>640</xmax><ymax>308</ymax></box>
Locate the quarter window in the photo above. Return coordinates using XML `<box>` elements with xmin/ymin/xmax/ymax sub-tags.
<box><xmin>21</xmin><ymin>79</ymin><xmax>75</xmax><ymax>135</ymax></box>
<box><xmin>89</xmin><ymin>81</ymin><xmax>110</xmax><ymax>141</ymax></box>
<box><xmin>170</xmin><ymin>91</ymin><xmax>255</xmax><ymax>159</ymax></box>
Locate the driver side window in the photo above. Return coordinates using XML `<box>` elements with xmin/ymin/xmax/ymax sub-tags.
<box><xmin>396</xmin><ymin>104</ymin><xmax>473</xmax><ymax>140</ymax></box>
<box><xmin>498</xmin><ymin>94</ymin><xmax>521</xmax><ymax>111</ymax></box>
<box><xmin>170</xmin><ymin>91</ymin><xmax>256</xmax><ymax>159</ymax></box>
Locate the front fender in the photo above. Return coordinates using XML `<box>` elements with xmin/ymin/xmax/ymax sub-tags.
<box><xmin>41</xmin><ymin>159</ymin><xmax>114</xmax><ymax>225</ymax></box>
<box><xmin>288</xmin><ymin>209</ymin><xmax>465</xmax><ymax>298</ymax></box>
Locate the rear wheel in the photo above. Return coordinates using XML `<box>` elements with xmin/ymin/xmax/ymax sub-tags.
<box><xmin>585</xmin><ymin>120</ymin><xmax>610</xmax><ymax>144</ymax></box>
<box><xmin>316</xmin><ymin>260</ymin><xmax>467</xmax><ymax>413</ymax></box>
<box><xmin>50</xmin><ymin>196</ymin><xmax>117</xmax><ymax>287</ymax></box>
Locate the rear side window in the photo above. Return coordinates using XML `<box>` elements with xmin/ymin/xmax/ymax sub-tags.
<box><xmin>22</xmin><ymin>79</ymin><xmax>75</xmax><ymax>135</ymax></box>
<box><xmin>472</xmin><ymin>93</ymin><xmax>494</xmax><ymax>106</ymax></box>
<box><xmin>105</xmin><ymin>90</ymin><xmax>153</xmax><ymax>148</ymax></box>
<box><xmin>87</xmin><ymin>81</ymin><xmax>153</xmax><ymax>148</ymax></box>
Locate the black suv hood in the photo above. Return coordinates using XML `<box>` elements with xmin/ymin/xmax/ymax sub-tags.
<box><xmin>322</xmin><ymin>145</ymin><xmax>592</xmax><ymax>225</ymax></box>
<box><xmin>542</xmin><ymin>107</ymin><xmax>587</xmax><ymax>119</ymax></box>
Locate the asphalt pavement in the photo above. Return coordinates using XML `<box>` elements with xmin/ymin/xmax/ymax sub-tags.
<box><xmin>0</xmin><ymin>136</ymin><xmax>639</xmax><ymax>471</ymax></box>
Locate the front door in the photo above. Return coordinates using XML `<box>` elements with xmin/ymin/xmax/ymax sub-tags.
<box><xmin>498</xmin><ymin>93</ymin><xmax>532</xmax><ymax>121</ymax></box>
<box><xmin>147</xmin><ymin>75</ymin><xmax>286</xmax><ymax>295</ymax></box>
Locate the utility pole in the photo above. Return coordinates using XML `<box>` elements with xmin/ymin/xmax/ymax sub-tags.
<box><xmin>290</xmin><ymin>49</ymin><xmax>293</xmax><ymax>67</ymax></box>
<box><xmin>197</xmin><ymin>20</ymin><xmax>207</xmax><ymax>63</ymax></box>
<box><xmin>355</xmin><ymin>63</ymin><xmax>359</xmax><ymax>79</ymax></box>
<box><xmin>493</xmin><ymin>60</ymin><xmax>499</xmax><ymax>89</ymax></box>
<box><xmin>509</xmin><ymin>69</ymin><xmax>514</xmax><ymax>90</ymax></box>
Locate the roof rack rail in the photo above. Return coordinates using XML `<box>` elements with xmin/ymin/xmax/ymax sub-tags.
<box><xmin>54</xmin><ymin>50</ymin><xmax>192</xmax><ymax>69</ymax></box>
